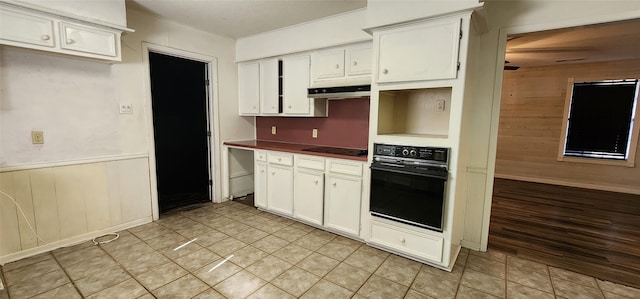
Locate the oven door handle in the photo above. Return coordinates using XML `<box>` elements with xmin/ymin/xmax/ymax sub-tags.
<box><xmin>370</xmin><ymin>164</ymin><xmax>448</xmax><ymax>181</ymax></box>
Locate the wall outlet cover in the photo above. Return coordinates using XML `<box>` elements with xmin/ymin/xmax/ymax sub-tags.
<box><xmin>312</xmin><ymin>128</ymin><xmax>318</xmax><ymax>138</ymax></box>
<box><xmin>271</xmin><ymin>126</ymin><xmax>276</xmax><ymax>135</ymax></box>
<box><xmin>31</xmin><ymin>131</ymin><xmax>44</xmax><ymax>144</ymax></box>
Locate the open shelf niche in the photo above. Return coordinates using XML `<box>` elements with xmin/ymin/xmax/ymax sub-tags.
<box><xmin>377</xmin><ymin>87</ymin><xmax>452</xmax><ymax>138</ymax></box>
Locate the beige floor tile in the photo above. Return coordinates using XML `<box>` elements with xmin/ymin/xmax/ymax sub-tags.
<box><xmin>29</xmin><ymin>283</ymin><xmax>81</xmax><ymax>299</ymax></box>
<box><xmin>316</xmin><ymin>239</ymin><xmax>359</xmax><ymax>261</ymax></box>
<box><xmin>192</xmin><ymin>288</ymin><xmax>226</xmax><ymax>299</ymax></box>
<box><xmin>466</xmin><ymin>254</ymin><xmax>506</xmax><ymax>279</ymax></box>
<box><xmin>51</xmin><ymin>241</ymin><xmax>94</xmax><ymax>257</ymax></box>
<box><xmin>175</xmin><ymin>223</ymin><xmax>214</xmax><ymax>239</ymax></box>
<box><xmin>144</xmin><ymin>231</ymin><xmax>188</xmax><ymax>250</ymax></box>
<box><xmin>159</xmin><ymin>240</ymin><xmax>204</xmax><ymax>261</ymax></box>
<box><xmin>272</xmin><ymin>244</ymin><xmax>313</xmax><ymax>264</ymax></box>
<box><xmin>251</xmin><ymin>235</ymin><xmax>290</xmax><ymax>253</ymax></box>
<box><xmin>8</xmin><ymin>269</ymin><xmax>69</xmax><ymax>299</ymax></box>
<box><xmin>3</xmin><ymin>258</ymin><xmax>61</xmax><ymax>286</ymax></box>
<box><xmin>74</xmin><ymin>264</ymin><xmax>131</xmax><ymax>297</ymax></box>
<box><xmin>375</xmin><ymin>254</ymin><xmax>422</xmax><ymax>286</ymax></box>
<box><xmin>258</xmin><ymin>220</ymin><xmax>290</xmax><ymax>233</ymax></box>
<box><xmin>64</xmin><ymin>254</ymin><xmax>117</xmax><ymax>281</ymax></box>
<box><xmin>214</xmin><ymin>270</ymin><xmax>266</xmax><ymax>299</ymax></box>
<box><xmin>272</xmin><ymin>267</ymin><xmax>320</xmax><ymax>297</ymax></box>
<box><xmin>343</xmin><ymin>246</ymin><xmax>388</xmax><ymax>273</ymax></box>
<box><xmin>136</xmin><ymin>262</ymin><xmax>187</xmax><ymax>290</ymax></box>
<box><xmin>293</xmin><ymin>234</ymin><xmax>333</xmax><ymax>251</ymax></box>
<box><xmin>297</xmin><ymin>252</ymin><xmax>340</xmax><ymax>277</ymax></box>
<box><xmin>207</xmin><ymin>237</ymin><xmax>247</xmax><ymax>256</ymax></box>
<box><xmin>86</xmin><ymin>278</ymin><xmax>148</xmax><ymax>299</ymax></box>
<box><xmin>272</xmin><ymin>226</ymin><xmax>309</xmax><ymax>242</ymax></box>
<box><xmin>288</xmin><ymin>221</ymin><xmax>316</xmax><ymax>232</ymax></box>
<box><xmin>456</xmin><ymin>250</ymin><xmax>469</xmax><ymax>266</ymax></box>
<box><xmin>460</xmin><ymin>269</ymin><xmax>505</xmax><ymax>298</ymax></box>
<box><xmin>229</xmin><ymin>245</ymin><xmax>269</xmax><ymax>268</ymax></box>
<box><xmin>552</xmin><ymin>278</ymin><xmax>605</xmax><ymax>299</ymax></box>
<box><xmin>152</xmin><ymin>274</ymin><xmax>209</xmax><ymax>299</ymax></box>
<box><xmin>1</xmin><ymin>252</ymin><xmax>52</xmax><ymax>272</ymax></box>
<box><xmin>325</xmin><ymin>263</ymin><xmax>372</xmax><ymax>291</ymax></box>
<box><xmin>456</xmin><ymin>285</ymin><xmax>501</xmax><ymax>299</ymax></box>
<box><xmin>120</xmin><ymin>251</ymin><xmax>171</xmax><ymax>276</ymax></box>
<box><xmin>108</xmin><ymin>241</ymin><xmax>155</xmax><ymax>263</ymax></box>
<box><xmin>411</xmin><ymin>270</ymin><xmax>459</xmax><ymax>299</ymax></box>
<box><xmin>507</xmin><ymin>265</ymin><xmax>553</xmax><ymax>293</ymax></box>
<box><xmin>99</xmin><ymin>231</ymin><xmax>143</xmax><ymax>253</ymax></box>
<box><xmin>597</xmin><ymin>279</ymin><xmax>640</xmax><ymax>298</ymax></box>
<box><xmin>174</xmin><ymin>248</ymin><xmax>221</xmax><ymax>272</ymax></box>
<box><xmin>404</xmin><ymin>289</ymin><xmax>434</xmax><ymax>299</ymax></box>
<box><xmin>301</xmin><ymin>279</ymin><xmax>353</xmax><ymax>299</ymax></box>
<box><xmin>195</xmin><ymin>260</ymin><xmax>242</xmax><ymax>286</ymax></box>
<box><xmin>420</xmin><ymin>263</ymin><xmax>464</xmax><ymax>283</ymax></box>
<box><xmin>506</xmin><ymin>256</ymin><xmax>548</xmax><ymax>275</ymax></box>
<box><xmin>234</xmin><ymin>227</ymin><xmax>270</xmax><ymax>244</ymax></box>
<box><xmin>358</xmin><ymin>274</ymin><xmax>409</xmax><ymax>299</ymax></box>
<box><xmin>55</xmin><ymin>245</ymin><xmax>106</xmax><ymax>268</ymax></box>
<box><xmin>245</xmin><ymin>255</ymin><xmax>293</xmax><ymax>281</ymax></box>
<box><xmin>128</xmin><ymin>222</ymin><xmax>173</xmax><ymax>240</ymax></box>
<box><xmin>469</xmin><ymin>249</ymin><xmax>507</xmax><ymax>263</ymax></box>
<box><xmin>247</xmin><ymin>284</ymin><xmax>295</xmax><ymax>299</ymax></box>
<box><xmin>549</xmin><ymin>266</ymin><xmax>598</xmax><ymax>288</ymax></box>
<box><xmin>506</xmin><ymin>281</ymin><xmax>555</xmax><ymax>299</ymax></box>
<box><xmin>194</xmin><ymin>230</ymin><xmax>229</xmax><ymax>247</ymax></box>
<box><xmin>217</xmin><ymin>221</ymin><xmax>251</xmax><ymax>235</ymax></box>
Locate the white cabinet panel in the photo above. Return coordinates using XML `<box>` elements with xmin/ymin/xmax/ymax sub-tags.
<box><xmin>347</xmin><ymin>46</ymin><xmax>372</xmax><ymax>76</ymax></box>
<box><xmin>60</xmin><ymin>22</ymin><xmax>117</xmax><ymax>57</ymax></box>
<box><xmin>267</xmin><ymin>164</ymin><xmax>294</xmax><ymax>216</ymax></box>
<box><xmin>260</xmin><ymin>58</ymin><xmax>280</xmax><ymax>114</ymax></box>
<box><xmin>294</xmin><ymin>168</ymin><xmax>324</xmax><ymax>226</ymax></box>
<box><xmin>0</xmin><ymin>8</ymin><xmax>54</xmax><ymax>47</ymax></box>
<box><xmin>238</xmin><ymin>61</ymin><xmax>261</xmax><ymax>115</ymax></box>
<box><xmin>283</xmin><ymin>55</ymin><xmax>311</xmax><ymax>115</ymax></box>
<box><xmin>377</xmin><ymin>18</ymin><xmax>461</xmax><ymax>83</ymax></box>
<box><xmin>255</xmin><ymin>161</ymin><xmax>267</xmax><ymax>209</ymax></box>
<box><xmin>324</xmin><ymin>173</ymin><xmax>362</xmax><ymax>236</ymax></box>
<box><xmin>314</xmin><ymin>49</ymin><xmax>345</xmax><ymax>79</ymax></box>
<box><xmin>370</xmin><ymin>221</ymin><xmax>444</xmax><ymax>263</ymax></box>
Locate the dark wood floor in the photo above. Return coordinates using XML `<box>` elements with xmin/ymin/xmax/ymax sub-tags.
<box><xmin>489</xmin><ymin>178</ymin><xmax>640</xmax><ymax>288</ymax></box>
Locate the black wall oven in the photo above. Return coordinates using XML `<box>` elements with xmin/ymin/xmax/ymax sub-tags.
<box><xmin>370</xmin><ymin>143</ymin><xmax>449</xmax><ymax>232</ymax></box>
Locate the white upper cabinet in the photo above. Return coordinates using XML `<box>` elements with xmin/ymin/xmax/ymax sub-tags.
<box><xmin>376</xmin><ymin>17</ymin><xmax>461</xmax><ymax>83</ymax></box>
<box><xmin>0</xmin><ymin>3</ymin><xmax>131</xmax><ymax>62</ymax></box>
<box><xmin>311</xmin><ymin>42</ymin><xmax>372</xmax><ymax>87</ymax></box>
<box><xmin>259</xmin><ymin>58</ymin><xmax>280</xmax><ymax>115</ymax></box>
<box><xmin>347</xmin><ymin>45</ymin><xmax>372</xmax><ymax>76</ymax></box>
<box><xmin>282</xmin><ymin>54</ymin><xmax>312</xmax><ymax>115</ymax></box>
<box><xmin>238</xmin><ymin>61</ymin><xmax>261</xmax><ymax>115</ymax></box>
<box><xmin>314</xmin><ymin>49</ymin><xmax>345</xmax><ymax>79</ymax></box>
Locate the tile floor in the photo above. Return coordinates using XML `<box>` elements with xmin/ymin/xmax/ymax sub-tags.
<box><xmin>1</xmin><ymin>201</ymin><xmax>639</xmax><ymax>299</ymax></box>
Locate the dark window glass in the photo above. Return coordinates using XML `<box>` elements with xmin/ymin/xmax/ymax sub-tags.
<box><xmin>564</xmin><ymin>80</ymin><xmax>638</xmax><ymax>160</ymax></box>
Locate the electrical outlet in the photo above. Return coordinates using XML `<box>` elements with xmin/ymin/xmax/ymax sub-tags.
<box><xmin>436</xmin><ymin>100</ymin><xmax>446</xmax><ymax>112</ymax></box>
<box><xmin>31</xmin><ymin>131</ymin><xmax>44</xmax><ymax>144</ymax></box>
<box><xmin>312</xmin><ymin>128</ymin><xmax>318</xmax><ymax>138</ymax></box>
<box><xmin>119</xmin><ymin>103</ymin><xmax>133</xmax><ymax>114</ymax></box>
<box><xmin>271</xmin><ymin>126</ymin><xmax>276</xmax><ymax>135</ymax></box>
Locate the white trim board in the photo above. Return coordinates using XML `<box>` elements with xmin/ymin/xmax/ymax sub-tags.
<box><xmin>0</xmin><ymin>153</ymin><xmax>149</xmax><ymax>173</ymax></box>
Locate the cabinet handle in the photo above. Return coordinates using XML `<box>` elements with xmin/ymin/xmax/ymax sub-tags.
<box><xmin>277</xmin><ymin>157</ymin><xmax>282</xmax><ymax>162</ymax></box>
<box><xmin>335</xmin><ymin>64</ymin><xmax>340</xmax><ymax>69</ymax></box>
<box><xmin>261</xmin><ymin>170</ymin><xmax>264</xmax><ymax>173</ymax></box>
<box><xmin>66</xmin><ymin>38</ymin><xmax>75</xmax><ymax>44</ymax></box>
<box><xmin>332</xmin><ymin>182</ymin><xmax>337</xmax><ymax>187</ymax></box>
<box><xmin>353</xmin><ymin>61</ymin><xmax>358</xmax><ymax>66</ymax></box>
<box><xmin>314</xmin><ymin>180</ymin><xmax>319</xmax><ymax>184</ymax></box>
<box><xmin>288</xmin><ymin>105</ymin><xmax>292</xmax><ymax>109</ymax></box>
<box><xmin>271</xmin><ymin>171</ymin><xmax>275</xmax><ymax>175</ymax></box>
<box><xmin>41</xmin><ymin>35</ymin><xmax>50</xmax><ymax>41</ymax></box>
<box><xmin>383</xmin><ymin>69</ymin><xmax>389</xmax><ymax>74</ymax></box>
<box><xmin>400</xmin><ymin>237</ymin><xmax>406</xmax><ymax>243</ymax></box>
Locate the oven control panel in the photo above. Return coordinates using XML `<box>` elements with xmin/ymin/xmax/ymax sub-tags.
<box><xmin>374</xmin><ymin>143</ymin><xmax>449</xmax><ymax>163</ymax></box>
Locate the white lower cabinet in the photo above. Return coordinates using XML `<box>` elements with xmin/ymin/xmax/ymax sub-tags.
<box><xmin>266</xmin><ymin>152</ymin><xmax>294</xmax><ymax>216</ymax></box>
<box><xmin>254</xmin><ymin>162</ymin><xmax>267</xmax><ymax>208</ymax></box>
<box><xmin>324</xmin><ymin>172</ymin><xmax>362</xmax><ymax>236</ymax></box>
<box><xmin>293</xmin><ymin>168</ymin><xmax>324</xmax><ymax>225</ymax></box>
<box><xmin>370</xmin><ymin>220</ymin><xmax>444</xmax><ymax>264</ymax></box>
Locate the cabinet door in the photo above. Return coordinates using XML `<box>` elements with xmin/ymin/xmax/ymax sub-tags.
<box><xmin>254</xmin><ymin>162</ymin><xmax>267</xmax><ymax>209</ymax></box>
<box><xmin>260</xmin><ymin>59</ymin><xmax>280</xmax><ymax>114</ymax></box>
<box><xmin>347</xmin><ymin>47</ymin><xmax>372</xmax><ymax>76</ymax></box>
<box><xmin>60</xmin><ymin>22</ymin><xmax>117</xmax><ymax>57</ymax></box>
<box><xmin>324</xmin><ymin>173</ymin><xmax>362</xmax><ymax>236</ymax></box>
<box><xmin>238</xmin><ymin>61</ymin><xmax>260</xmax><ymax>115</ymax></box>
<box><xmin>314</xmin><ymin>49</ymin><xmax>345</xmax><ymax>79</ymax></box>
<box><xmin>293</xmin><ymin>169</ymin><xmax>324</xmax><ymax>226</ymax></box>
<box><xmin>0</xmin><ymin>8</ymin><xmax>54</xmax><ymax>47</ymax></box>
<box><xmin>377</xmin><ymin>18</ymin><xmax>461</xmax><ymax>83</ymax></box>
<box><xmin>282</xmin><ymin>55</ymin><xmax>311</xmax><ymax>115</ymax></box>
<box><xmin>267</xmin><ymin>164</ymin><xmax>293</xmax><ymax>216</ymax></box>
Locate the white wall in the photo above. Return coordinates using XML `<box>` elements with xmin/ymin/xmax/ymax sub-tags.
<box><xmin>461</xmin><ymin>0</ymin><xmax>640</xmax><ymax>250</ymax></box>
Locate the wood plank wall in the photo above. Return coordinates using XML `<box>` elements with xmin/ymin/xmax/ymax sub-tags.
<box><xmin>0</xmin><ymin>158</ymin><xmax>152</xmax><ymax>263</ymax></box>
<box><xmin>489</xmin><ymin>178</ymin><xmax>640</xmax><ymax>288</ymax></box>
<box><xmin>496</xmin><ymin>59</ymin><xmax>640</xmax><ymax>194</ymax></box>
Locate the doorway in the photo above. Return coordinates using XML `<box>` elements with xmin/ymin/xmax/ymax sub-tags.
<box><xmin>149</xmin><ymin>52</ymin><xmax>212</xmax><ymax>213</ymax></box>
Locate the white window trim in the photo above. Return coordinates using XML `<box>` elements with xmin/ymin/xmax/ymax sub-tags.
<box><xmin>557</xmin><ymin>78</ymin><xmax>640</xmax><ymax>167</ymax></box>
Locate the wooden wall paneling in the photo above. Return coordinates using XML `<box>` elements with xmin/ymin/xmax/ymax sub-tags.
<box><xmin>461</xmin><ymin>172</ymin><xmax>487</xmax><ymax>248</ymax></box>
<box><xmin>13</xmin><ymin>171</ymin><xmax>38</xmax><ymax>250</ymax></box>
<box><xmin>53</xmin><ymin>165</ymin><xmax>89</xmax><ymax>239</ymax></box>
<box><xmin>105</xmin><ymin>161</ymin><xmax>123</xmax><ymax>225</ymax></box>
<box><xmin>0</xmin><ymin>172</ymin><xmax>21</xmax><ymax>255</ymax></box>
<box><xmin>118</xmin><ymin>158</ymin><xmax>152</xmax><ymax>222</ymax></box>
<box><xmin>82</xmin><ymin>163</ymin><xmax>111</xmax><ymax>232</ymax></box>
<box><xmin>29</xmin><ymin>168</ymin><xmax>61</xmax><ymax>245</ymax></box>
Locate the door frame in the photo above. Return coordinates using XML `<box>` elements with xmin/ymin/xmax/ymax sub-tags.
<box><xmin>142</xmin><ymin>42</ymin><xmax>221</xmax><ymax>221</ymax></box>
<box><xmin>481</xmin><ymin>11</ymin><xmax>640</xmax><ymax>251</ymax></box>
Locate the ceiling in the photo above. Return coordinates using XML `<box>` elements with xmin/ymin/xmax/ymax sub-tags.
<box><xmin>505</xmin><ymin>19</ymin><xmax>640</xmax><ymax>68</ymax></box>
<box><xmin>126</xmin><ymin>0</ymin><xmax>367</xmax><ymax>38</ymax></box>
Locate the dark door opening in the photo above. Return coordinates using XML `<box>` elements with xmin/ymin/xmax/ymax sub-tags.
<box><xmin>149</xmin><ymin>52</ymin><xmax>211</xmax><ymax>213</ymax></box>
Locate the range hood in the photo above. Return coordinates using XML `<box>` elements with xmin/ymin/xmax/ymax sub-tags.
<box><xmin>308</xmin><ymin>85</ymin><xmax>370</xmax><ymax>99</ymax></box>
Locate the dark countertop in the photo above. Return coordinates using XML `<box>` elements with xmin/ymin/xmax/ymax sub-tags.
<box><xmin>224</xmin><ymin>140</ymin><xmax>368</xmax><ymax>162</ymax></box>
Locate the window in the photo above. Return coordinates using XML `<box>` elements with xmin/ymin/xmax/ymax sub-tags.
<box><xmin>559</xmin><ymin>79</ymin><xmax>639</xmax><ymax>165</ymax></box>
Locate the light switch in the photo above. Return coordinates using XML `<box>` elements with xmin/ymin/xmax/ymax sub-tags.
<box><xmin>119</xmin><ymin>103</ymin><xmax>133</xmax><ymax>114</ymax></box>
<box><xmin>312</xmin><ymin>128</ymin><xmax>318</xmax><ymax>138</ymax></box>
<box><xmin>436</xmin><ymin>100</ymin><xmax>445</xmax><ymax>112</ymax></box>
<box><xmin>271</xmin><ymin>126</ymin><xmax>276</xmax><ymax>135</ymax></box>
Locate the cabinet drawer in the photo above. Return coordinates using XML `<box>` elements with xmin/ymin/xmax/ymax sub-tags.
<box><xmin>268</xmin><ymin>152</ymin><xmax>293</xmax><ymax>166</ymax></box>
<box><xmin>255</xmin><ymin>150</ymin><xmax>267</xmax><ymax>162</ymax></box>
<box><xmin>370</xmin><ymin>221</ymin><xmax>443</xmax><ymax>263</ymax></box>
<box><xmin>0</xmin><ymin>8</ymin><xmax>54</xmax><ymax>47</ymax></box>
<box><xmin>60</xmin><ymin>22</ymin><xmax>118</xmax><ymax>57</ymax></box>
<box><xmin>296</xmin><ymin>155</ymin><xmax>325</xmax><ymax>171</ymax></box>
<box><xmin>327</xmin><ymin>159</ymin><xmax>362</xmax><ymax>176</ymax></box>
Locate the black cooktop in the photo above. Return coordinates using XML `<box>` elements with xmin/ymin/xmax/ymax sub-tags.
<box><xmin>302</xmin><ymin>146</ymin><xmax>368</xmax><ymax>157</ymax></box>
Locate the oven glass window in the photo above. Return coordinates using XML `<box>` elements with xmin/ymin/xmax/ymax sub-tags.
<box><xmin>370</xmin><ymin>168</ymin><xmax>446</xmax><ymax>231</ymax></box>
